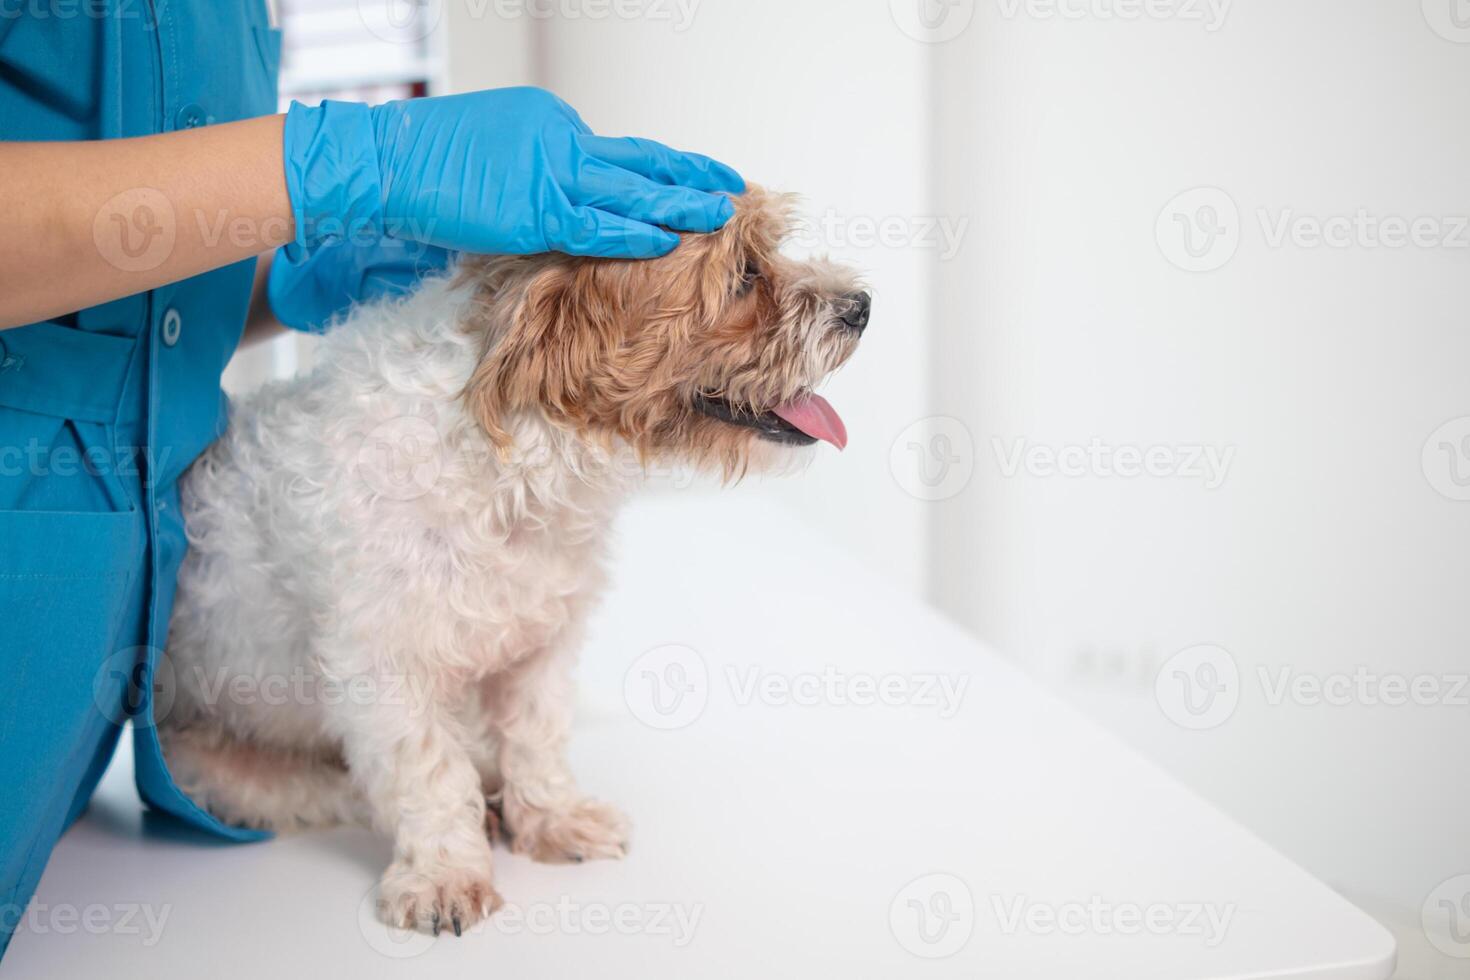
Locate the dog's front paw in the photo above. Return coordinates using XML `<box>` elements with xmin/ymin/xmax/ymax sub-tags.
<box><xmin>376</xmin><ymin>862</ymin><xmax>503</xmax><ymax>936</ymax></box>
<box><xmin>508</xmin><ymin>799</ymin><xmax>630</xmax><ymax>864</ymax></box>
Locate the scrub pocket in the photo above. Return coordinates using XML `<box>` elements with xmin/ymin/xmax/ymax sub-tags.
<box><xmin>0</xmin><ymin>502</ymin><xmax>145</xmax><ymax>936</ymax></box>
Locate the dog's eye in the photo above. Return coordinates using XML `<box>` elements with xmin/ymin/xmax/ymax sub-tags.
<box><xmin>735</xmin><ymin>256</ymin><xmax>762</xmax><ymax>297</ymax></box>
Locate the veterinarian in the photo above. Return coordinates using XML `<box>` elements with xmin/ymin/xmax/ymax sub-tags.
<box><xmin>0</xmin><ymin>5</ymin><xmax>743</xmax><ymax>954</ymax></box>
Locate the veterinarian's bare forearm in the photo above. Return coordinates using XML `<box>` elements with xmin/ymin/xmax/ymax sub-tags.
<box><xmin>0</xmin><ymin>115</ymin><xmax>293</xmax><ymax>330</ymax></box>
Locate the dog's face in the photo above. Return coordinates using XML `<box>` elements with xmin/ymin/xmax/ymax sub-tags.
<box><xmin>461</xmin><ymin>187</ymin><xmax>868</xmax><ymax>475</ymax></box>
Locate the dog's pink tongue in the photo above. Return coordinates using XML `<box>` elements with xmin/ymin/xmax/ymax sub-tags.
<box><xmin>772</xmin><ymin>394</ymin><xmax>848</xmax><ymax>450</ymax></box>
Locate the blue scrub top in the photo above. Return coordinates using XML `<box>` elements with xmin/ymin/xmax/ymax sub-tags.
<box><xmin>0</xmin><ymin>1</ymin><xmax>281</xmax><ymax>851</ymax></box>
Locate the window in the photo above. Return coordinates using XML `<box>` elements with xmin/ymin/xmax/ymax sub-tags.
<box><xmin>276</xmin><ymin>0</ymin><xmax>445</xmax><ymax>108</ymax></box>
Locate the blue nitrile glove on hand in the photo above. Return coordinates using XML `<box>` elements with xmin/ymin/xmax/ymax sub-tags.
<box><xmin>279</xmin><ymin>86</ymin><xmax>745</xmax><ymax>262</ymax></box>
<box><xmin>267</xmin><ymin>237</ymin><xmax>454</xmax><ymax>332</ymax></box>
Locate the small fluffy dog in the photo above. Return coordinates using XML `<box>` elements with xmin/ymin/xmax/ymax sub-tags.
<box><xmin>160</xmin><ymin>188</ymin><xmax>868</xmax><ymax>935</ymax></box>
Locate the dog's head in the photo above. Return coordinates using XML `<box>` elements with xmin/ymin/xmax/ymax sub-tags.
<box><xmin>460</xmin><ymin>187</ymin><xmax>868</xmax><ymax>475</ymax></box>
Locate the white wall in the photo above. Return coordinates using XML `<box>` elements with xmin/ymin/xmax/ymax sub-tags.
<box><xmin>443</xmin><ymin>0</ymin><xmax>536</xmax><ymax>93</ymax></box>
<box><xmin>931</xmin><ymin>0</ymin><xmax>1470</xmax><ymax>959</ymax></box>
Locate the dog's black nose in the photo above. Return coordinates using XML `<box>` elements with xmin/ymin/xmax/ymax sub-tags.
<box><xmin>838</xmin><ymin>291</ymin><xmax>871</xmax><ymax>333</ymax></box>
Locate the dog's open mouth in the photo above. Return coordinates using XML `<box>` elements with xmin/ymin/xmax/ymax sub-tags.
<box><xmin>693</xmin><ymin>392</ymin><xmax>848</xmax><ymax>450</ymax></box>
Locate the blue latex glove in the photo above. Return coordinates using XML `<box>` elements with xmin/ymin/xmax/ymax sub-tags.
<box><xmin>267</xmin><ymin>237</ymin><xmax>454</xmax><ymax>333</ymax></box>
<box><xmin>282</xmin><ymin>86</ymin><xmax>745</xmax><ymax>260</ymax></box>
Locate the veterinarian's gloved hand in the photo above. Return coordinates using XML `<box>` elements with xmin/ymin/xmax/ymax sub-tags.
<box><xmin>281</xmin><ymin>86</ymin><xmax>745</xmax><ymax>260</ymax></box>
<box><xmin>267</xmin><ymin>238</ymin><xmax>454</xmax><ymax>332</ymax></box>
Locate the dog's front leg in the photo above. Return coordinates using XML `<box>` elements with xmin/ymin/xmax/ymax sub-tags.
<box><xmin>331</xmin><ymin>665</ymin><xmax>502</xmax><ymax>935</ymax></box>
<box><xmin>486</xmin><ymin>645</ymin><xmax>629</xmax><ymax>864</ymax></box>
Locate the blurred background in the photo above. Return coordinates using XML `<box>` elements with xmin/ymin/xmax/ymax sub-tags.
<box><xmin>225</xmin><ymin>2</ymin><xmax>1470</xmax><ymax>975</ymax></box>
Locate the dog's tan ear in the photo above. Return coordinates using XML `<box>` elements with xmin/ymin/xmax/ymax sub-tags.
<box><xmin>463</xmin><ymin>262</ymin><xmax>621</xmax><ymax>449</ymax></box>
